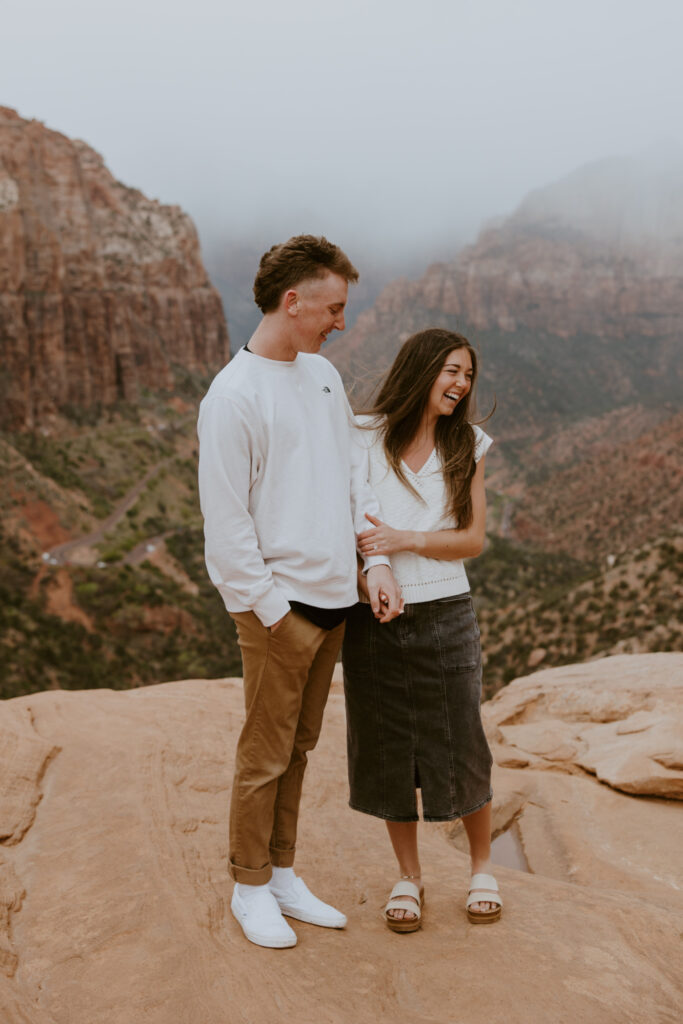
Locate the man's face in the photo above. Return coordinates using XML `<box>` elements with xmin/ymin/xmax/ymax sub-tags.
<box><xmin>289</xmin><ymin>272</ymin><xmax>348</xmax><ymax>353</ymax></box>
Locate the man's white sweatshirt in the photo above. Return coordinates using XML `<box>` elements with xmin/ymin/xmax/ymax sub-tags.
<box><xmin>197</xmin><ymin>348</ymin><xmax>386</xmax><ymax>627</ymax></box>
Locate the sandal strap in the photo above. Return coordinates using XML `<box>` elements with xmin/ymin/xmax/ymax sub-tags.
<box><xmin>469</xmin><ymin>873</ymin><xmax>499</xmax><ymax>892</ymax></box>
<box><xmin>467</xmin><ymin>892</ymin><xmax>502</xmax><ymax>909</ymax></box>
<box><xmin>467</xmin><ymin>873</ymin><xmax>502</xmax><ymax>909</ymax></box>
<box><xmin>388</xmin><ymin>880</ymin><xmax>421</xmax><ymax>902</ymax></box>
<box><xmin>384</xmin><ymin>898</ymin><xmax>422</xmax><ymax>918</ymax></box>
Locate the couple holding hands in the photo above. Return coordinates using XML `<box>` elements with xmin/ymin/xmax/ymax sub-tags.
<box><xmin>197</xmin><ymin>235</ymin><xmax>501</xmax><ymax>949</ymax></box>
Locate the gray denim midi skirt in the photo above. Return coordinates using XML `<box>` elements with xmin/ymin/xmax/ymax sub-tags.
<box><xmin>342</xmin><ymin>593</ymin><xmax>493</xmax><ymax>822</ymax></box>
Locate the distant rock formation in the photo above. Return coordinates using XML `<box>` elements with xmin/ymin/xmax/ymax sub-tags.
<box><xmin>0</xmin><ymin>654</ymin><xmax>681</xmax><ymax>1022</ymax></box>
<box><xmin>0</xmin><ymin>107</ymin><xmax>230</xmax><ymax>430</ymax></box>
<box><xmin>326</xmin><ymin>155</ymin><xmax>683</xmax><ymax>430</ymax></box>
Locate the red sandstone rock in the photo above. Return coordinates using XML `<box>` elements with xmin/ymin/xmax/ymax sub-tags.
<box><xmin>0</xmin><ymin>656</ymin><xmax>681</xmax><ymax>1022</ymax></box>
<box><xmin>326</xmin><ymin>158</ymin><xmax>683</xmax><ymax>407</ymax></box>
<box><xmin>0</xmin><ymin>107</ymin><xmax>230</xmax><ymax>429</ymax></box>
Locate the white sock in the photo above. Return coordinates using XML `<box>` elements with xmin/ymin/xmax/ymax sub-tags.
<box><xmin>270</xmin><ymin>866</ymin><xmax>296</xmax><ymax>890</ymax></box>
<box><xmin>235</xmin><ymin>882</ymin><xmax>271</xmax><ymax>904</ymax></box>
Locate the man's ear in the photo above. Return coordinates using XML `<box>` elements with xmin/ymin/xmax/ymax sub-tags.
<box><xmin>284</xmin><ymin>289</ymin><xmax>300</xmax><ymax>316</ymax></box>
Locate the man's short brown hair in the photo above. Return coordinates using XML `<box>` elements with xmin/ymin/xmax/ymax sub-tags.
<box><xmin>253</xmin><ymin>235</ymin><xmax>359</xmax><ymax>314</ymax></box>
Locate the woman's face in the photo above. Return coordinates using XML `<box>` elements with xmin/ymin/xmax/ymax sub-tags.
<box><xmin>426</xmin><ymin>347</ymin><xmax>473</xmax><ymax>420</ymax></box>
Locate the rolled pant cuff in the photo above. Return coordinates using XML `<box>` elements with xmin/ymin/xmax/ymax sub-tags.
<box><xmin>229</xmin><ymin>860</ymin><xmax>273</xmax><ymax>886</ymax></box>
<box><xmin>269</xmin><ymin>846</ymin><xmax>296</xmax><ymax>868</ymax></box>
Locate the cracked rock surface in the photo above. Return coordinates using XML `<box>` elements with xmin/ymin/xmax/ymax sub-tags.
<box><xmin>1</xmin><ymin>654</ymin><xmax>681</xmax><ymax>1023</ymax></box>
<box><xmin>484</xmin><ymin>652</ymin><xmax>683</xmax><ymax>797</ymax></box>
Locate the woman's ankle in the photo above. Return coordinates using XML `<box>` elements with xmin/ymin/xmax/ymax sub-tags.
<box><xmin>398</xmin><ymin>866</ymin><xmax>421</xmax><ymax>881</ymax></box>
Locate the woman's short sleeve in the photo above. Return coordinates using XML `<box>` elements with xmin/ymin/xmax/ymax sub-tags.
<box><xmin>473</xmin><ymin>425</ymin><xmax>493</xmax><ymax>463</ymax></box>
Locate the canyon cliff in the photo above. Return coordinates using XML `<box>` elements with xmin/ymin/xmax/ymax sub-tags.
<box><xmin>0</xmin><ymin>107</ymin><xmax>229</xmax><ymax>430</ymax></box>
<box><xmin>324</xmin><ymin>157</ymin><xmax>683</xmax><ymax>576</ymax></box>
<box><xmin>327</xmin><ymin>155</ymin><xmax>683</xmax><ymax>436</ymax></box>
<box><xmin>0</xmin><ymin>655</ymin><xmax>681</xmax><ymax>1023</ymax></box>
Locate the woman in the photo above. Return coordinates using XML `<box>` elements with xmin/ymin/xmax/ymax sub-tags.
<box><xmin>343</xmin><ymin>327</ymin><xmax>501</xmax><ymax>932</ymax></box>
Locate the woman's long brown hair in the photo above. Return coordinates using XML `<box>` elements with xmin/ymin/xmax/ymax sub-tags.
<box><xmin>361</xmin><ymin>328</ymin><xmax>484</xmax><ymax>529</ymax></box>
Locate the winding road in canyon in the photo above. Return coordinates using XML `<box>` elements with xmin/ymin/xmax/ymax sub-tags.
<box><xmin>44</xmin><ymin>458</ymin><xmax>172</xmax><ymax>567</ymax></box>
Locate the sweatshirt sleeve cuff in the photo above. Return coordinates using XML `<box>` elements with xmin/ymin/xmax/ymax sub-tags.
<box><xmin>253</xmin><ymin>588</ymin><xmax>291</xmax><ymax>628</ymax></box>
<box><xmin>361</xmin><ymin>554</ymin><xmax>391</xmax><ymax>574</ymax></box>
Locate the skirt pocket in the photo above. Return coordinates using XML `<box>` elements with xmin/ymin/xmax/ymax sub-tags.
<box><xmin>431</xmin><ymin>594</ymin><xmax>481</xmax><ymax>670</ymax></box>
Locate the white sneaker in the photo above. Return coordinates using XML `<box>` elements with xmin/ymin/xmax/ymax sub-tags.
<box><xmin>231</xmin><ymin>885</ymin><xmax>297</xmax><ymax>948</ymax></box>
<box><xmin>269</xmin><ymin>875</ymin><xmax>347</xmax><ymax>929</ymax></box>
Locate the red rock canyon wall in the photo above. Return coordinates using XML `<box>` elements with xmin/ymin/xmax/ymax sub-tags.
<box><xmin>0</xmin><ymin>107</ymin><xmax>230</xmax><ymax>429</ymax></box>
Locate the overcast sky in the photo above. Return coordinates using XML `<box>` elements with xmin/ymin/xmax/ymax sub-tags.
<box><xmin>3</xmin><ymin>0</ymin><xmax>682</xmax><ymax>264</ymax></box>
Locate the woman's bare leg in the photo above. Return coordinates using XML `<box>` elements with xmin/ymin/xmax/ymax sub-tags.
<box><xmin>385</xmin><ymin>820</ymin><xmax>421</xmax><ymax>921</ymax></box>
<box><xmin>462</xmin><ymin>800</ymin><xmax>495</xmax><ymax>913</ymax></box>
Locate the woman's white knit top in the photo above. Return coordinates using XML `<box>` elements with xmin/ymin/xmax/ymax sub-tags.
<box><xmin>357</xmin><ymin>417</ymin><xmax>493</xmax><ymax>604</ymax></box>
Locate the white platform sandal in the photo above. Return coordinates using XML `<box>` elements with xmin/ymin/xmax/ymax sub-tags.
<box><xmin>384</xmin><ymin>879</ymin><xmax>424</xmax><ymax>933</ymax></box>
<box><xmin>466</xmin><ymin>872</ymin><xmax>503</xmax><ymax>923</ymax></box>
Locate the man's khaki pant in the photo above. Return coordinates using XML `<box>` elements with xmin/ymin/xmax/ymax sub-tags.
<box><xmin>228</xmin><ymin>609</ymin><xmax>344</xmax><ymax>885</ymax></box>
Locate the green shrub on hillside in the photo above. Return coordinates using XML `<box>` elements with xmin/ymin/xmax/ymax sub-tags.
<box><xmin>10</xmin><ymin>432</ymin><xmax>83</xmax><ymax>491</ymax></box>
<box><xmin>0</xmin><ymin>522</ymin><xmax>242</xmax><ymax>699</ymax></box>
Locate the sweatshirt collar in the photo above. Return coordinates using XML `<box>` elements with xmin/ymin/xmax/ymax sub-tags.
<box><xmin>240</xmin><ymin>345</ymin><xmax>298</xmax><ymax>368</ymax></box>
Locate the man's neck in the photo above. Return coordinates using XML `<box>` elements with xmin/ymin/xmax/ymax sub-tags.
<box><xmin>248</xmin><ymin>318</ymin><xmax>298</xmax><ymax>362</ymax></box>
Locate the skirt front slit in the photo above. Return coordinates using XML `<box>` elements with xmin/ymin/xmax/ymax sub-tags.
<box><xmin>342</xmin><ymin>594</ymin><xmax>493</xmax><ymax>822</ymax></box>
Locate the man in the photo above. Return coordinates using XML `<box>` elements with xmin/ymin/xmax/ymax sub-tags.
<box><xmin>197</xmin><ymin>235</ymin><xmax>402</xmax><ymax>949</ymax></box>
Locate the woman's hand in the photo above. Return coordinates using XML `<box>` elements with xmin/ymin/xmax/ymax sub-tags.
<box><xmin>358</xmin><ymin>513</ymin><xmax>412</xmax><ymax>557</ymax></box>
<box><xmin>366</xmin><ymin>565</ymin><xmax>404</xmax><ymax>621</ymax></box>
